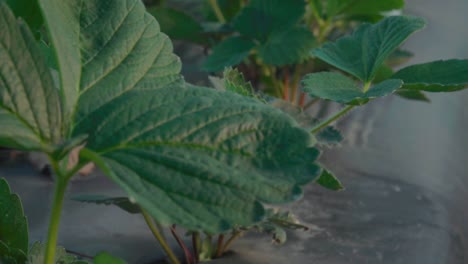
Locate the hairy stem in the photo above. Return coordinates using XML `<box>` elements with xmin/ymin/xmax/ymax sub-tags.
<box><xmin>142</xmin><ymin>210</ymin><xmax>180</xmax><ymax>264</ymax></box>
<box><xmin>208</xmin><ymin>0</ymin><xmax>226</xmax><ymax>23</ymax></box>
<box><xmin>44</xmin><ymin>171</ymin><xmax>68</xmax><ymax>264</ymax></box>
<box><xmin>311</xmin><ymin>105</ymin><xmax>355</xmax><ymax>134</ymax></box>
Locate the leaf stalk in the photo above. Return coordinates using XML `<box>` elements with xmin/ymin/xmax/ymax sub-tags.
<box><xmin>311</xmin><ymin>105</ymin><xmax>355</xmax><ymax>134</ymax></box>
<box><xmin>142</xmin><ymin>210</ymin><xmax>180</xmax><ymax>264</ymax></box>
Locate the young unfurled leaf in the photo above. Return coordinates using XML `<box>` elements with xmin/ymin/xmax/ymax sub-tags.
<box><xmin>94</xmin><ymin>252</ymin><xmax>126</xmax><ymax>264</ymax></box>
<box><xmin>72</xmin><ymin>195</ymin><xmax>141</xmax><ymax>214</ymax></box>
<box><xmin>35</xmin><ymin>0</ymin><xmax>321</xmax><ymax>234</ymax></box>
<box><xmin>316</xmin><ymin>169</ymin><xmax>344</xmax><ymax>191</ymax></box>
<box><xmin>223</xmin><ymin>68</ymin><xmax>254</xmax><ymax>94</ymax></box>
<box><xmin>203</xmin><ymin>37</ymin><xmax>255</xmax><ymax>72</ymax></box>
<box><xmin>232</xmin><ymin>0</ymin><xmax>306</xmax><ymax>41</ymax></box>
<box><xmin>312</xmin><ymin>16</ymin><xmax>425</xmax><ymax>82</ymax></box>
<box><xmin>0</xmin><ymin>178</ymin><xmax>28</xmax><ymax>261</ymax></box>
<box><xmin>392</xmin><ymin>59</ymin><xmax>468</xmax><ymax>92</ymax></box>
<box><xmin>257</xmin><ymin>27</ymin><xmax>316</xmax><ymax>66</ymax></box>
<box><xmin>0</xmin><ymin>2</ymin><xmax>62</xmax><ymax>151</ymax></box>
<box><xmin>302</xmin><ymin>72</ymin><xmax>403</xmax><ymax>105</ymax></box>
<box><xmin>246</xmin><ymin>209</ymin><xmax>308</xmax><ymax>245</ymax></box>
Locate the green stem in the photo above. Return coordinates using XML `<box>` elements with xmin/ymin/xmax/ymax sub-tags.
<box><xmin>44</xmin><ymin>177</ymin><xmax>68</xmax><ymax>264</ymax></box>
<box><xmin>208</xmin><ymin>0</ymin><xmax>226</xmax><ymax>23</ymax></box>
<box><xmin>311</xmin><ymin>105</ymin><xmax>355</xmax><ymax>134</ymax></box>
<box><xmin>221</xmin><ymin>231</ymin><xmax>243</xmax><ymax>253</ymax></box>
<box><xmin>142</xmin><ymin>210</ymin><xmax>180</xmax><ymax>264</ymax></box>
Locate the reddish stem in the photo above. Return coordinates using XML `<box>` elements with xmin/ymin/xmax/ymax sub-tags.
<box><xmin>282</xmin><ymin>69</ymin><xmax>290</xmax><ymax>101</ymax></box>
<box><xmin>170</xmin><ymin>225</ymin><xmax>195</xmax><ymax>264</ymax></box>
<box><xmin>299</xmin><ymin>92</ymin><xmax>306</xmax><ymax>107</ymax></box>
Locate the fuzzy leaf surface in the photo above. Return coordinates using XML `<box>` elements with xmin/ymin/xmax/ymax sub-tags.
<box><xmin>393</xmin><ymin>60</ymin><xmax>468</xmax><ymax>92</ymax></box>
<box><xmin>0</xmin><ymin>178</ymin><xmax>28</xmax><ymax>257</ymax></box>
<box><xmin>39</xmin><ymin>0</ymin><xmax>321</xmax><ymax>233</ymax></box>
<box><xmin>0</xmin><ymin>2</ymin><xmax>62</xmax><ymax>150</ymax></box>
<box><xmin>312</xmin><ymin>16</ymin><xmax>425</xmax><ymax>81</ymax></box>
<box><xmin>258</xmin><ymin>28</ymin><xmax>315</xmax><ymax>66</ymax></box>
<box><xmin>203</xmin><ymin>36</ymin><xmax>255</xmax><ymax>72</ymax></box>
<box><xmin>79</xmin><ymin>87</ymin><xmax>321</xmax><ymax>233</ymax></box>
<box><xmin>302</xmin><ymin>72</ymin><xmax>403</xmax><ymax>105</ymax></box>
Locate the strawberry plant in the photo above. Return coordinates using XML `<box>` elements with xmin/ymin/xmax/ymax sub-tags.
<box><xmin>0</xmin><ymin>0</ymin><xmax>467</xmax><ymax>264</ymax></box>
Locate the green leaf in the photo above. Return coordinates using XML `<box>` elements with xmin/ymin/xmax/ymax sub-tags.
<box><xmin>302</xmin><ymin>72</ymin><xmax>403</xmax><ymax>105</ymax></box>
<box><xmin>0</xmin><ymin>109</ymin><xmax>45</xmax><ymax>151</ymax></box>
<box><xmin>78</xmin><ymin>86</ymin><xmax>321</xmax><ymax>233</ymax></box>
<box><xmin>0</xmin><ymin>178</ymin><xmax>28</xmax><ymax>257</ymax></box>
<box><xmin>392</xmin><ymin>60</ymin><xmax>468</xmax><ymax>92</ymax></box>
<box><xmin>395</xmin><ymin>90</ymin><xmax>430</xmax><ymax>102</ymax></box>
<box><xmin>72</xmin><ymin>195</ymin><xmax>141</xmax><ymax>214</ymax></box>
<box><xmin>312</xmin><ymin>16</ymin><xmax>426</xmax><ymax>82</ymax></box>
<box><xmin>94</xmin><ymin>252</ymin><xmax>126</xmax><ymax>264</ymax></box>
<box><xmin>223</xmin><ymin>68</ymin><xmax>257</xmax><ymax>98</ymax></box>
<box><xmin>42</xmin><ymin>0</ymin><xmax>320</xmax><ymax>234</ymax></box>
<box><xmin>0</xmin><ymin>2</ymin><xmax>62</xmax><ymax>149</ymax></box>
<box><xmin>233</xmin><ymin>0</ymin><xmax>305</xmax><ymax>41</ymax></box>
<box><xmin>203</xmin><ymin>36</ymin><xmax>255</xmax><ymax>72</ymax></box>
<box><xmin>316</xmin><ymin>169</ymin><xmax>344</xmax><ymax>191</ymax></box>
<box><xmin>5</xmin><ymin>0</ymin><xmax>43</xmax><ymax>34</ymax></box>
<box><xmin>316</xmin><ymin>126</ymin><xmax>343</xmax><ymax>146</ymax></box>
<box><xmin>385</xmin><ymin>49</ymin><xmax>414</xmax><ymax>67</ymax></box>
<box><xmin>257</xmin><ymin>27</ymin><xmax>316</xmax><ymax>66</ymax></box>
<box><xmin>0</xmin><ymin>240</ymin><xmax>27</xmax><ymax>264</ymax></box>
<box><xmin>147</xmin><ymin>7</ymin><xmax>205</xmax><ymax>44</ymax></box>
<box><xmin>344</xmin><ymin>0</ymin><xmax>404</xmax><ymax>16</ymax></box>
<box><xmin>38</xmin><ymin>0</ymin><xmax>81</xmax><ymax>120</ymax></box>
<box><xmin>203</xmin><ymin>0</ymin><xmax>243</xmax><ymax>22</ymax></box>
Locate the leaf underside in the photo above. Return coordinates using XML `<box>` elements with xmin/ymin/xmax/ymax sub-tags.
<box><xmin>0</xmin><ymin>2</ymin><xmax>62</xmax><ymax>150</ymax></box>
<box><xmin>393</xmin><ymin>59</ymin><xmax>468</xmax><ymax>92</ymax></box>
<box><xmin>37</xmin><ymin>0</ymin><xmax>321</xmax><ymax>233</ymax></box>
<box><xmin>312</xmin><ymin>16</ymin><xmax>426</xmax><ymax>82</ymax></box>
<box><xmin>302</xmin><ymin>72</ymin><xmax>403</xmax><ymax>105</ymax></box>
